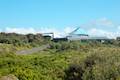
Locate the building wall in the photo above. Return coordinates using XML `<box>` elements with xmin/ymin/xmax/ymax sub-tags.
<box><xmin>67</xmin><ymin>34</ymin><xmax>89</xmax><ymax>41</ymax></box>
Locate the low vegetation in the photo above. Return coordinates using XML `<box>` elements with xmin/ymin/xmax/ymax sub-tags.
<box><xmin>0</xmin><ymin>33</ymin><xmax>120</xmax><ymax>80</ymax></box>
<box><xmin>0</xmin><ymin>32</ymin><xmax>49</xmax><ymax>47</ymax></box>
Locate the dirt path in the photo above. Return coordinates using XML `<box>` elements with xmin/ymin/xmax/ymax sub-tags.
<box><xmin>16</xmin><ymin>44</ymin><xmax>50</xmax><ymax>55</ymax></box>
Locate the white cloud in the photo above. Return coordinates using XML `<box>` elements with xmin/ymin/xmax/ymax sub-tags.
<box><xmin>81</xmin><ymin>17</ymin><xmax>116</xmax><ymax>31</ymax></box>
<box><xmin>80</xmin><ymin>18</ymin><xmax>120</xmax><ymax>39</ymax></box>
<box><xmin>4</xmin><ymin>27</ymin><xmax>64</xmax><ymax>38</ymax></box>
<box><xmin>117</xmin><ymin>26</ymin><xmax>120</xmax><ymax>30</ymax></box>
<box><xmin>1</xmin><ymin>18</ymin><xmax>120</xmax><ymax>39</ymax></box>
<box><xmin>3</xmin><ymin>27</ymin><xmax>76</xmax><ymax>38</ymax></box>
<box><xmin>95</xmin><ymin>18</ymin><xmax>114</xmax><ymax>27</ymax></box>
<box><xmin>88</xmin><ymin>28</ymin><xmax>120</xmax><ymax>39</ymax></box>
<box><xmin>2</xmin><ymin>26</ymin><xmax>120</xmax><ymax>39</ymax></box>
<box><xmin>5</xmin><ymin>27</ymin><xmax>37</xmax><ymax>34</ymax></box>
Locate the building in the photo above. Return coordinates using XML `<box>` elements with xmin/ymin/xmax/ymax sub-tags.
<box><xmin>42</xmin><ymin>33</ymin><xmax>54</xmax><ymax>40</ymax></box>
<box><xmin>52</xmin><ymin>37</ymin><xmax>68</xmax><ymax>42</ymax></box>
<box><xmin>67</xmin><ymin>27</ymin><xmax>89</xmax><ymax>41</ymax></box>
<box><xmin>41</xmin><ymin>27</ymin><xmax>110</xmax><ymax>42</ymax></box>
<box><xmin>88</xmin><ymin>36</ymin><xmax>109</xmax><ymax>43</ymax></box>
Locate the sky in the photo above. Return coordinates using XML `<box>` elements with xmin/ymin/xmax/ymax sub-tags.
<box><xmin>0</xmin><ymin>0</ymin><xmax>120</xmax><ymax>38</ymax></box>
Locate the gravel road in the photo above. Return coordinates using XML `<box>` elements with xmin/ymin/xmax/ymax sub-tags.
<box><xmin>16</xmin><ymin>44</ymin><xmax>50</xmax><ymax>55</ymax></box>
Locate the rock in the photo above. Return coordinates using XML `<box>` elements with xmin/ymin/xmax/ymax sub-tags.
<box><xmin>0</xmin><ymin>74</ymin><xmax>18</xmax><ymax>80</ymax></box>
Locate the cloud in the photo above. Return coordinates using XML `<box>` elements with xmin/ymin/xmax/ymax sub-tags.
<box><xmin>88</xmin><ymin>27</ymin><xmax>120</xmax><ymax>39</ymax></box>
<box><xmin>93</xmin><ymin>17</ymin><xmax>114</xmax><ymax>27</ymax></box>
<box><xmin>3</xmin><ymin>27</ymin><xmax>75</xmax><ymax>38</ymax></box>
<box><xmin>5</xmin><ymin>27</ymin><xmax>37</xmax><ymax>34</ymax></box>
<box><xmin>4</xmin><ymin>27</ymin><xmax>64</xmax><ymax>38</ymax></box>
<box><xmin>117</xmin><ymin>26</ymin><xmax>120</xmax><ymax>30</ymax></box>
<box><xmin>1</xmin><ymin>18</ymin><xmax>120</xmax><ymax>39</ymax></box>
<box><xmin>81</xmin><ymin>17</ymin><xmax>117</xmax><ymax>31</ymax></box>
<box><xmin>80</xmin><ymin>18</ymin><xmax>120</xmax><ymax>39</ymax></box>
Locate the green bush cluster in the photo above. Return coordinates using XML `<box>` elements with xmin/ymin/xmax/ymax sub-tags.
<box><xmin>0</xmin><ymin>32</ymin><xmax>48</xmax><ymax>47</ymax></box>
<box><xmin>65</xmin><ymin>47</ymin><xmax>120</xmax><ymax>80</ymax></box>
<box><xmin>49</xmin><ymin>41</ymin><xmax>92</xmax><ymax>52</ymax></box>
<box><xmin>0</xmin><ymin>40</ymin><xmax>120</xmax><ymax>80</ymax></box>
<box><xmin>0</xmin><ymin>51</ymin><xmax>71</xmax><ymax>80</ymax></box>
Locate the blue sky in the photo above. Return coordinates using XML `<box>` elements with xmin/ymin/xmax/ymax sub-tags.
<box><xmin>0</xmin><ymin>0</ymin><xmax>120</xmax><ymax>38</ymax></box>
